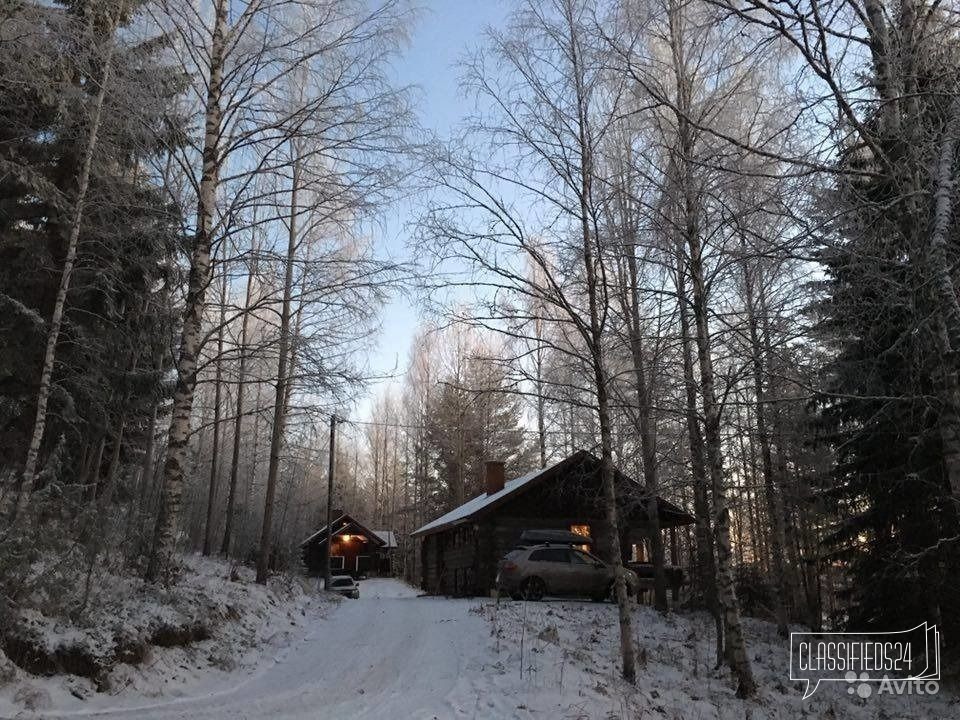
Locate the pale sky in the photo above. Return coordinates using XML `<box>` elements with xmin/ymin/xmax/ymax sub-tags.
<box><xmin>355</xmin><ymin>0</ymin><xmax>512</xmax><ymax>419</ymax></box>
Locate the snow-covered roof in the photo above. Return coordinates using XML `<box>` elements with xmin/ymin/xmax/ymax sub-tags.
<box><xmin>300</xmin><ymin>514</ymin><xmax>347</xmax><ymax>547</ymax></box>
<box><xmin>411</xmin><ymin>458</ymin><xmax>565</xmax><ymax>537</ymax></box>
<box><xmin>411</xmin><ymin>450</ymin><xmax>696</xmax><ymax>538</ymax></box>
<box><xmin>300</xmin><ymin>513</ymin><xmax>387</xmax><ymax>548</ymax></box>
<box><xmin>373</xmin><ymin>530</ymin><xmax>398</xmax><ymax>548</ymax></box>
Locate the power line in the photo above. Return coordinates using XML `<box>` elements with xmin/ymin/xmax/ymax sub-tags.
<box><xmin>339</xmin><ymin>417</ymin><xmax>599</xmax><ymax>436</ymax></box>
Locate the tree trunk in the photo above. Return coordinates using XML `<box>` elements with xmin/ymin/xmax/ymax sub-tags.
<box><xmin>535</xmin><ymin>331</ymin><xmax>547</xmax><ymax>469</ymax></box>
<box><xmin>128</xmin><ymin>400</ymin><xmax>159</xmax><ymax>545</ymax></box>
<box><xmin>146</xmin><ymin>0</ymin><xmax>228</xmax><ymax>582</ymax></box>
<box><xmin>794</xmin><ymin>470</ymin><xmax>822</xmax><ymax>630</ymax></box>
<box><xmin>759</xmin><ymin>297</ymin><xmax>806</xmax><ymax>620</ymax></box>
<box><xmin>14</xmin><ymin>24</ymin><xmax>117</xmax><ymax>518</ymax></box>
<box><xmin>561</xmin><ymin>0</ymin><xmax>636</xmax><ymax>681</ymax></box>
<box><xmin>686</xmin><ymin>201</ymin><xmax>756</xmax><ymax>697</ymax></box>
<box><xmin>255</xmin><ymin>152</ymin><xmax>300</xmax><ymax>584</ymax></box>
<box><xmin>380</xmin><ymin>420</ymin><xmax>390</xmax><ymax>525</ymax></box>
<box><xmin>99</xmin><ymin>415</ymin><xmax>126</xmax><ymax>507</ymax></box>
<box><xmin>675</xmin><ymin>242</ymin><xmax>721</xmax><ymax>663</ymax></box>
<box><xmin>203</xmin><ymin>265</ymin><xmax>228</xmax><ymax>555</ymax></box>
<box><xmin>222</xmin><ymin>238</ymin><xmax>258</xmax><ymax>556</ymax></box>
<box><xmin>664</xmin><ymin>0</ymin><xmax>724</xmax><ymax>659</ymax></box>
<box><xmin>596</xmin><ymin>377</ymin><xmax>637</xmax><ymax>683</ymax></box>
<box><xmin>239</xmin><ymin>380</ymin><xmax>264</xmax><ymax>545</ymax></box>
<box><xmin>666</xmin><ymin>3</ymin><xmax>755</xmax><ymax>673</ymax></box>
<box><xmin>623</xmin><ymin>232</ymin><xmax>667</xmax><ymax>611</ymax></box>
<box><xmin>139</xmin><ymin>402</ymin><xmax>158</xmax><ymax>511</ymax></box>
<box><xmin>85</xmin><ymin>435</ymin><xmax>107</xmax><ymax>501</ymax></box>
<box><xmin>928</xmin><ymin>101</ymin><xmax>960</xmax><ymax>498</ymax></box>
<box><xmin>740</xmin><ymin>256</ymin><xmax>790</xmax><ymax>636</ymax></box>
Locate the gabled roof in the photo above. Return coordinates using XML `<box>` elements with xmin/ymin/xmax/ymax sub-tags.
<box><xmin>411</xmin><ymin>450</ymin><xmax>695</xmax><ymax>538</ymax></box>
<box><xmin>300</xmin><ymin>512</ymin><xmax>387</xmax><ymax>548</ymax></box>
<box><xmin>411</xmin><ymin>457</ymin><xmax>567</xmax><ymax>537</ymax></box>
<box><xmin>373</xmin><ymin>530</ymin><xmax>397</xmax><ymax>548</ymax></box>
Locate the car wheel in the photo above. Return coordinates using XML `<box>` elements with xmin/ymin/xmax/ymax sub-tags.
<box><xmin>520</xmin><ymin>577</ymin><xmax>545</xmax><ymax>601</ymax></box>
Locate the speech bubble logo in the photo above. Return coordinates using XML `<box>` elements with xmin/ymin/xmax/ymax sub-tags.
<box><xmin>789</xmin><ymin>624</ymin><xmax>940</xmax><ymax>699</ymax></box>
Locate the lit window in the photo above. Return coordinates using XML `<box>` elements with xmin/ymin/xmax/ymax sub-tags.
<box><xmin>631</xmin><ymin>541</ymin><xmax>648</xmax><ymax>563</ymax></box>
<box><xmin>569</xmin><ymin>524</ymin><xmax>591</xmax><ymax>552</ymax></box>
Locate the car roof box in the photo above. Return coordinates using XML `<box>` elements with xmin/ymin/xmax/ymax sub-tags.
<box><xmin>519</xmin><ymin>529</ymin><xmax>593</xmax><ymax>546</ymax></box>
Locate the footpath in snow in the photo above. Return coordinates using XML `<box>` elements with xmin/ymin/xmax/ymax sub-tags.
<box><xmin>2</xmin><ymin>578</ymin><xmax>955</xmax><ymax>719</ymax></box>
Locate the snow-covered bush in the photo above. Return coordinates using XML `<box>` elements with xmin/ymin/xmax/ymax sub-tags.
<box><xmin>0</xmin><ymin>552</ymin><xmax>318</xmax><ymax>698</ymax></box>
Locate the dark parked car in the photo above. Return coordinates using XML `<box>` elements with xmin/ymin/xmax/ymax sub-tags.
<box><xmin>496</xmin><ymin>544</ymin><xmax>638</xmax><ymax>601</ymax></box>
<box><xmin>329</xmin><ymin>575</ymin><xmax>360</xmax><ymax>599</ymax></box>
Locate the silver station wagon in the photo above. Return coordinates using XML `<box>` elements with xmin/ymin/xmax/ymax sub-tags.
<box><xmin>496</xmin><ymin>544</ymin><xmax>639</xmax><ymax>601</ymax></box>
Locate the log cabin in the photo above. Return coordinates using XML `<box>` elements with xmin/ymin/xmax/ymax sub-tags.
<box><xmin>411</xmin><ymin>450</ymin><xmax>695</xmax><ymax>596</ymax></box>
<box><xmin>301</xmin><ymin>512</ymin><xmax>396</xmax><ymax>577</ymax></box>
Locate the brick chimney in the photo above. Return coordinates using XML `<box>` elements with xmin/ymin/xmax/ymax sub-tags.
<box><xmin>484</xmin><ymin>461</ymin><xmax>506</xmax><ymax>496</ymax></box>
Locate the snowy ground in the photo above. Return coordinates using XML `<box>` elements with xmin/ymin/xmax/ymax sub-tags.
<box><xmin>2</xmin><ymin>579</ymin><xmax>955</xmax><ymax>719</ymax></box>
<box><xmin>0</xmin><ymin>556</ymin><xmax>326</xmax><ymax>719</ymax></box>
<box><xmin>478</xmin><ymin>599</ymin><xmax>957</xmax><ymax>719</ymax></box>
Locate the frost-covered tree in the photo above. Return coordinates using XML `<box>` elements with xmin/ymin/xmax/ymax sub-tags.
<box><xmin>424</xmin><ymin>339</ymin><xmax>535</xmax><ymax>510</ymax></box>
<box><xmin>0</xmin><ymin>0</ymin><xmax>183</xmax><ymax>516</ymax></box>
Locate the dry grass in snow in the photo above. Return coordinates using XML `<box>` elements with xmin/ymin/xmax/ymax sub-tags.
<box><xmin>471</xmin><ymin>599</ymin><xmax>957</xmax><ymax>720</ymax></box>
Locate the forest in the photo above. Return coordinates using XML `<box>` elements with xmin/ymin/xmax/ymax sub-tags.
<box><xmin>1</xmin><ymin>0</ymin><xmax>958</xmax><ymax>708</ymax></box>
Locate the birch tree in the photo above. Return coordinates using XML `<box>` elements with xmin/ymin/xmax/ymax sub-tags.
<box><xmin>14</xmin><ymin>1</ymin><xmax>123</xmax><ymax>518</ymax></box>
<box><xmin>602</xmin><ymin>129</ymin><xmax>670</xmax><ymax>611</ymax></box>
<box><xmin>256</xmin><ymin>146</ymin><xmax>301</xmax><ymax>584</ymax></box>
<box><xmin>605</xmin><ymin>0</ymin><xmax>800</xmax><ymax>693</ymax></box>
<box><xmin>419</xmin><ymin>0</ymin><xmax>642</xmax><ymax>683</ymax></box>
<box><xmin>220</xmin><ymin>230</ymin><xmax>261</xmax><ymax>556</ymax></box>
<box><xmin>704</xmin><ymin>0</ymin><xmax>960</xmax><ymax>650</ymax></box>
<box><xmin>145</xmin><ymin>0</ymin><xmax>411</xmax><ymax>580</ymax></box>
<box><xmin>145</xmin><ymin>0</ymin><xmax>228</xmax><ymax>580</ymax></box>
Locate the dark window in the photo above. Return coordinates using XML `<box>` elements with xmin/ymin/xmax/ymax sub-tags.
<box><xmin>332</xmin><ymin>578</ymin><xmax>353</xmax><ymax>587</ymax></box>
<box><xmin>571</xmin><ymin>550</ymin><xmax>599</xmax><ymax>565</ymax></box>
<box><xmin>529</xmin><ymin>548</ymin><xmax>570</xmax><ymax>563</ymax></box>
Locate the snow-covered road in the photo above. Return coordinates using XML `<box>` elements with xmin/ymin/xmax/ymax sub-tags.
<box><xmin>25</xmin><ymin>578</ymin><xmax>956</xmax><ymax>720</ymax></box>
<box><xmin>53</xmin><ymin>579</ymin><xmax>501</xmax><ymax>720</ymax></box>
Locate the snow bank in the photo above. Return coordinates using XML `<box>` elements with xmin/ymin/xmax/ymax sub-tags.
<box><xmin>0</xmin><ymin>554</ymin><xmax>330</xmax><ymax>718</ymax></box>
<box><xmin>469</xmin><ymin>600</ymin><xmax>956</xmax><ymax>719</ymax></box>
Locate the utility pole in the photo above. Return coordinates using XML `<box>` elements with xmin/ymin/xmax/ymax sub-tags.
<box><xmin>323</xmin><ymin>414</ymin><xmax>338</xmax><ymax>590</ymax></box>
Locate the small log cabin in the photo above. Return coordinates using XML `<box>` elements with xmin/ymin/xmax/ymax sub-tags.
<box><xmin>301</xmin><ymin>512</ymin><xmax>396</xmax><ymax>577</ymax></box>
<box><xmin>411</xmin><ymin>450</ymin><xmax>695</xmax><ymax>596</ymax></box>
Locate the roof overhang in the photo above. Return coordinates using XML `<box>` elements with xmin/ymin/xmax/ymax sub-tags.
<box><xmin>411</xmin><ymin>450</ymin><xmax>696</xmax><ymax>538</ymax></box>
<box><xmin>300</xmin><ymin>513</ymin><xmax>388</xmax><ymax>548</ymax></box>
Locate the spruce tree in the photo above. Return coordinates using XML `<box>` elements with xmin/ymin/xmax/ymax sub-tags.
<box><xmin>817</xmin><ymin>7</ymin><xmax>960</xmax><ymax>637</ymax></box>
<box><xmin>0</xmin><ymin>0</ymin><xmax>184</xmax><ymax>513</ymax></box>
